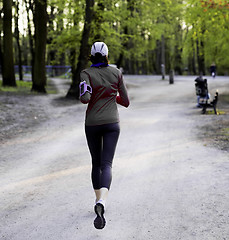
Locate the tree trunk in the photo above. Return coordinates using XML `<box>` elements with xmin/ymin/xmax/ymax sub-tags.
<box><xmin>0</xmin><ymin>8</ymin><xmax>3</xmax><ymax>75</ymax></box>
<box><xmin>2</xmin><ymin>0</ymin><xmax>16</xmax><ymax>87</ymax></box>
<box><xmin>169</xmin><ymin>69</ymin><xmax>174</xmax><ymax>84</ymax></box>
<box><xmin>25</xmin><ymin>0</ymin><xmax>35</xmax><ymax>81</ymax></box>
<box><xmin>32</xmin><ymin>0</ymin><xmax>47</xmax><ymax>93</ymax></box>
<box><xmin>116</xmin><ymin>25</ymin><xmax>128</xmax><ymax>69</ymax></box>
<box><xmin>190</xmin><ymin>38</ymin><xmax>196</xmax><ymax>75</ymax></box>
<box><xmin>93</xmin><ymin>1</ymin><xmax>104</xmax><ymax>41</ymax></box>
<box><xmin>66</xmin><ymin>0</ymin><xmax>95</xmax><ymax>99</ymax></box>
<box><xmin>196</xmin><ymin>39</ymin><xmax>205</xmax><ymax>76</ymax></box>
<box><xmin>161</xmin><ymin>35</ymin><xmax>165</xmax><ymax>79</ymax></box>
<box><xmin>0</xmin><ymin>30</ymin><xmax>3</xmax><ymax>75</ymax></box>
<box><xmin>14</xmin><ymin>0</ymin><xmax>23</xmax><ymax>81</ymax></box>
<box><xmin>156</xmin><ymin>39</ymin><xmax>161</xmax><ymax>74</ymax></box>
<box><xmin>47</xmin><ymin>6</ymin><xmax>55</xmax><ymax>68</ymax></box>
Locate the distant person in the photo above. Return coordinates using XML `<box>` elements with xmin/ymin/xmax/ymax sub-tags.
<box><xmin>210</xmin><ymin>63</ymin><xmax>216</xmax><ymax>78</ymax></box>
<box><xmin>79</xmin><ymin>42</ymin><xmax>130</xmax><ymax>229</ymax></box>
<box><xmin>195</xmin><ymin>76</ymin><xmax>210</xmax><ymax>107</ymax></box>
<box><xmin>161</xmin><ymin>64</ymin><xmax>165</xmax><ymax>79</ymax></box>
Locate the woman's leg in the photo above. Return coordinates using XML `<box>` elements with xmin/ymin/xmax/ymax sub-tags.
<box><xmin>85</xmin><ymin>126</ymin><xmax>102</xmax><ymax>190</ymax></box>
<box><xmin>86</xmin><ymin>123</ymin><xmax>120</xmax><ymax>229</ymax></box>
<box><xmin>100</xmin><ymin>123</ymin><xmax>120</xmax><ymax>190</ymax></box>
<box><xmin>85</xmin><ymin>123</ymin><xmax>120</xmax><ymax>202</ymax></box>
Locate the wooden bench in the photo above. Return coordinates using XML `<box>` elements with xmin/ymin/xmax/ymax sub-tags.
<box><xmin>199</xmin><ymin>91</ymin><xmax>219</xmax><ymax>114</ymax></box>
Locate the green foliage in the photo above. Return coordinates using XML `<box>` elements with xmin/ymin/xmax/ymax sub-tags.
<box><xmin>0</xmin><ymin>80</ymin><xmax>32</xmax><ymax>93</ymax></box>
<box><xmin>183</xmin><ymin>0</ymin><xmax>229</xmax><ymax>74</ymax></box>
<box><xmin>9</xmin><ymin>0</ymin><xmax>229</xmax><ymax>75</ymax></box>
<box><xmin>47</xmin><ymin>0</ymin><xmax>85</xmax><ymax>65</ymax></box>
<box><xmin>0</xmin><ymin>80</ymin><xmax>57</xmax><ymax>94</ymax></box>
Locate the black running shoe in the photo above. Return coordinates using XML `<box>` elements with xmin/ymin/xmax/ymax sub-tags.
<box><xmin>94</xmin><ymin>203</ymin><xmax>106</xmax><ymax>229</ymax></box>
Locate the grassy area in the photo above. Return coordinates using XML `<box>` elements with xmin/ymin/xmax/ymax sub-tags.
<box><xmin>222</xmin><ymin>128</ymin><xmax>229</xmax><ymax>136</ymax></box>
<box><xmin>205</xmin><ymin>109</ymin><xmax>226</xmax><ymax>115</ymax></box>
<box><xmin>0</xmin><ymin>80</ymin><xmax>32</xmax><ymax>93</ymax></box>
<box><xmin>0</xmin><ymin>80</ymin><xmax>57</xmax><ymax>94</ymax></box>
<box><xmin>220</xmin><ymin>94</ymin><xmax>229</xmax><ymax>104</ymax></box>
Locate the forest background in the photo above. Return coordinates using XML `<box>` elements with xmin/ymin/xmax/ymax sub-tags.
<box><xmin>0</xmin><ymin>0</ymin><xmax>229</xmax><ymax>97</ymax></box>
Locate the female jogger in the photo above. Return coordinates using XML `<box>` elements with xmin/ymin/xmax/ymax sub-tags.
<box><xmin>79</xmin><ymin>42</ymin><xmax>129</xmax><ymax>229</ymax></box>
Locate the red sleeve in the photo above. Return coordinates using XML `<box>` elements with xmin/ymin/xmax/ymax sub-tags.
<box><xmin>116</xmin><ymin>74</ymin><xmax>130</xmax><ymax>108</ymax></box>
<box><xmin>116</xmin><ymin>96</ymin><xmax>122</xmax><ymax>105</ymax></box>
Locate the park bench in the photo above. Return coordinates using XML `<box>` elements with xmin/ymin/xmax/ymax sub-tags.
<box><xmin>194</xmin><ymin>77</ymin><xmax>218</xmax><ymax>114</ymax></box>
<box><xmin>199</xmin><ymin>91</ymin><xmax>219</xmax><ymax>114</ymax></box>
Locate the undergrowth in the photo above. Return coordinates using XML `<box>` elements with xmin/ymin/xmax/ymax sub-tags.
<box><xmin>0</xmin><ymin>80</ymin><xmax>57</xmax><ymax>94</ymax></box>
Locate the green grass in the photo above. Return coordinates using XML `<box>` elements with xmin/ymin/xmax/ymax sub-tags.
<box><xmin>0</xmin><ymin>80</ymin><xmax>57</xmax><ymax>94</ymax></box>
<box><xmin>0</xmin><ymin>80</ymin><xmax>32</xmax><ymax>93</ymax></box>
<box><xmin>222</xmin><ymin>128</ymin><xmax>229</xmax><ymax>136</ymax></box>
<box><xmin>220</xmin><ymin>94</ymin><xmax>229</xmax><ymax>104</ymax></box>
<box><xmin>205</xmin><ymin>109</ymin><xmax>225</xmax><ymax>115</ymax></box>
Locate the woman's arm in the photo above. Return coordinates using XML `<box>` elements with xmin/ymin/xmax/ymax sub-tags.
<box><xmin>116</xmin><ymin>74</ymin><xmax>130</xmax><ymax>107</ymax></box>
<box><xmin>79</xmin><ymin>71</ymin><xmax>92</xmax><ymax>104</ymax></box>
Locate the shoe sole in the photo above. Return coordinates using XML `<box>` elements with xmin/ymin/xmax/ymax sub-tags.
<box><xmin>94</xmin><ymin>203</ymin><xmax>106</xmax><ymax>229</ymax></box>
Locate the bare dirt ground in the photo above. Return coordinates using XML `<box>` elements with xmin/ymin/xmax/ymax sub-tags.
<box><xmin>0</xmin><ymin>75</ymin><xmax>229</xmax><ymax>240</ymax></box>
<box><xmin>1</xmin><ymin>77</ymin><xmax>229</xmax><ymax>151</ymax></box>
<box><xmin>0</xmin><ymin>78</ymin><xmax>71</xmax><ymax>143</ymax></box>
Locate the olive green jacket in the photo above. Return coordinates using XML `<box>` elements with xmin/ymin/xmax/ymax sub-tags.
<box><xmin>80</xmin><ymin>66</ymin><xmax>129</xmax><ymax>126</ymax></box>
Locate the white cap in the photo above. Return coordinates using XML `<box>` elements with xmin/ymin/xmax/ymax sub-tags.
<box><xmin>91</xmin><ymin>42</ymin><xmax>108</xmax><ymax>56</ymax></box>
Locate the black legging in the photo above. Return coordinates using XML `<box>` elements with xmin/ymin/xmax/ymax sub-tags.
<box><xmin>85</xmin><ymin>123</ymin><xmax>120</xmax><ymax>190</ymax></box>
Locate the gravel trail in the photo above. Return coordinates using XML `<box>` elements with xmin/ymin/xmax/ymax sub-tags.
<box><xmin>0</xmin><ymin>75</ymin><xmax>229</xmax><ymax>240</ymax></box>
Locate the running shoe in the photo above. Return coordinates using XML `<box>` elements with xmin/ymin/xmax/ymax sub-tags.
<box><xmin>94</xmin><ymin>203</ymin><xmax>106</xmax><ymax>229</ymax></box>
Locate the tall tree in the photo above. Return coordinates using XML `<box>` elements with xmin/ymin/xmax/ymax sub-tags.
<box><xmin>183</xmin><ymin>0</ymin><xmax>229</xmax><ymax>75</ymax></box>
<box><xmin>93</xmin><ymin>0</ymin><xmax>105</xmax><ymax>41</ymax></box>
<box><xmin>0</xmin><ymin>5</ymin><xmax>3</xmax><ymax>74</ymax></box>
<box><xmin>67</xmin><ymin>0</ymin><xmax>95</xmax><ymax>98</ymax></box>
<box><xmin>32</xmin><ymin>0</ymin><xmax>48</xmax><ymax>92</ymax></box>
<box><xmin>21</xmin><ymin>0</ymin><xmax>229</xmax><ymax>79</ymax></box>
<box><xmin>25</xmin><ymin>0</ymin><xmax>35</xmax><ymax>81</ymax></box>
<box><xmin>2</xmin><ymin>0</ymin><xmax>16</xmax><ymax>86</ymax></box>
<box><xmin>14</xmin><ymin>0</ymin><xmax>23</xmax><ymax>81</ymax></box>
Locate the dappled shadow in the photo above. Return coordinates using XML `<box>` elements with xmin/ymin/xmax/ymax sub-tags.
<box><xmin>50</xmin><ymin>96</ymin><xmax>80</xmax><ymax>107</ymax></box>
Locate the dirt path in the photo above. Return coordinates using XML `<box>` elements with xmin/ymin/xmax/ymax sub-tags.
<box><xmin>0</xmin><ymin>76</ymin><xmax>229</xmax><ymax>239</ymax></box>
